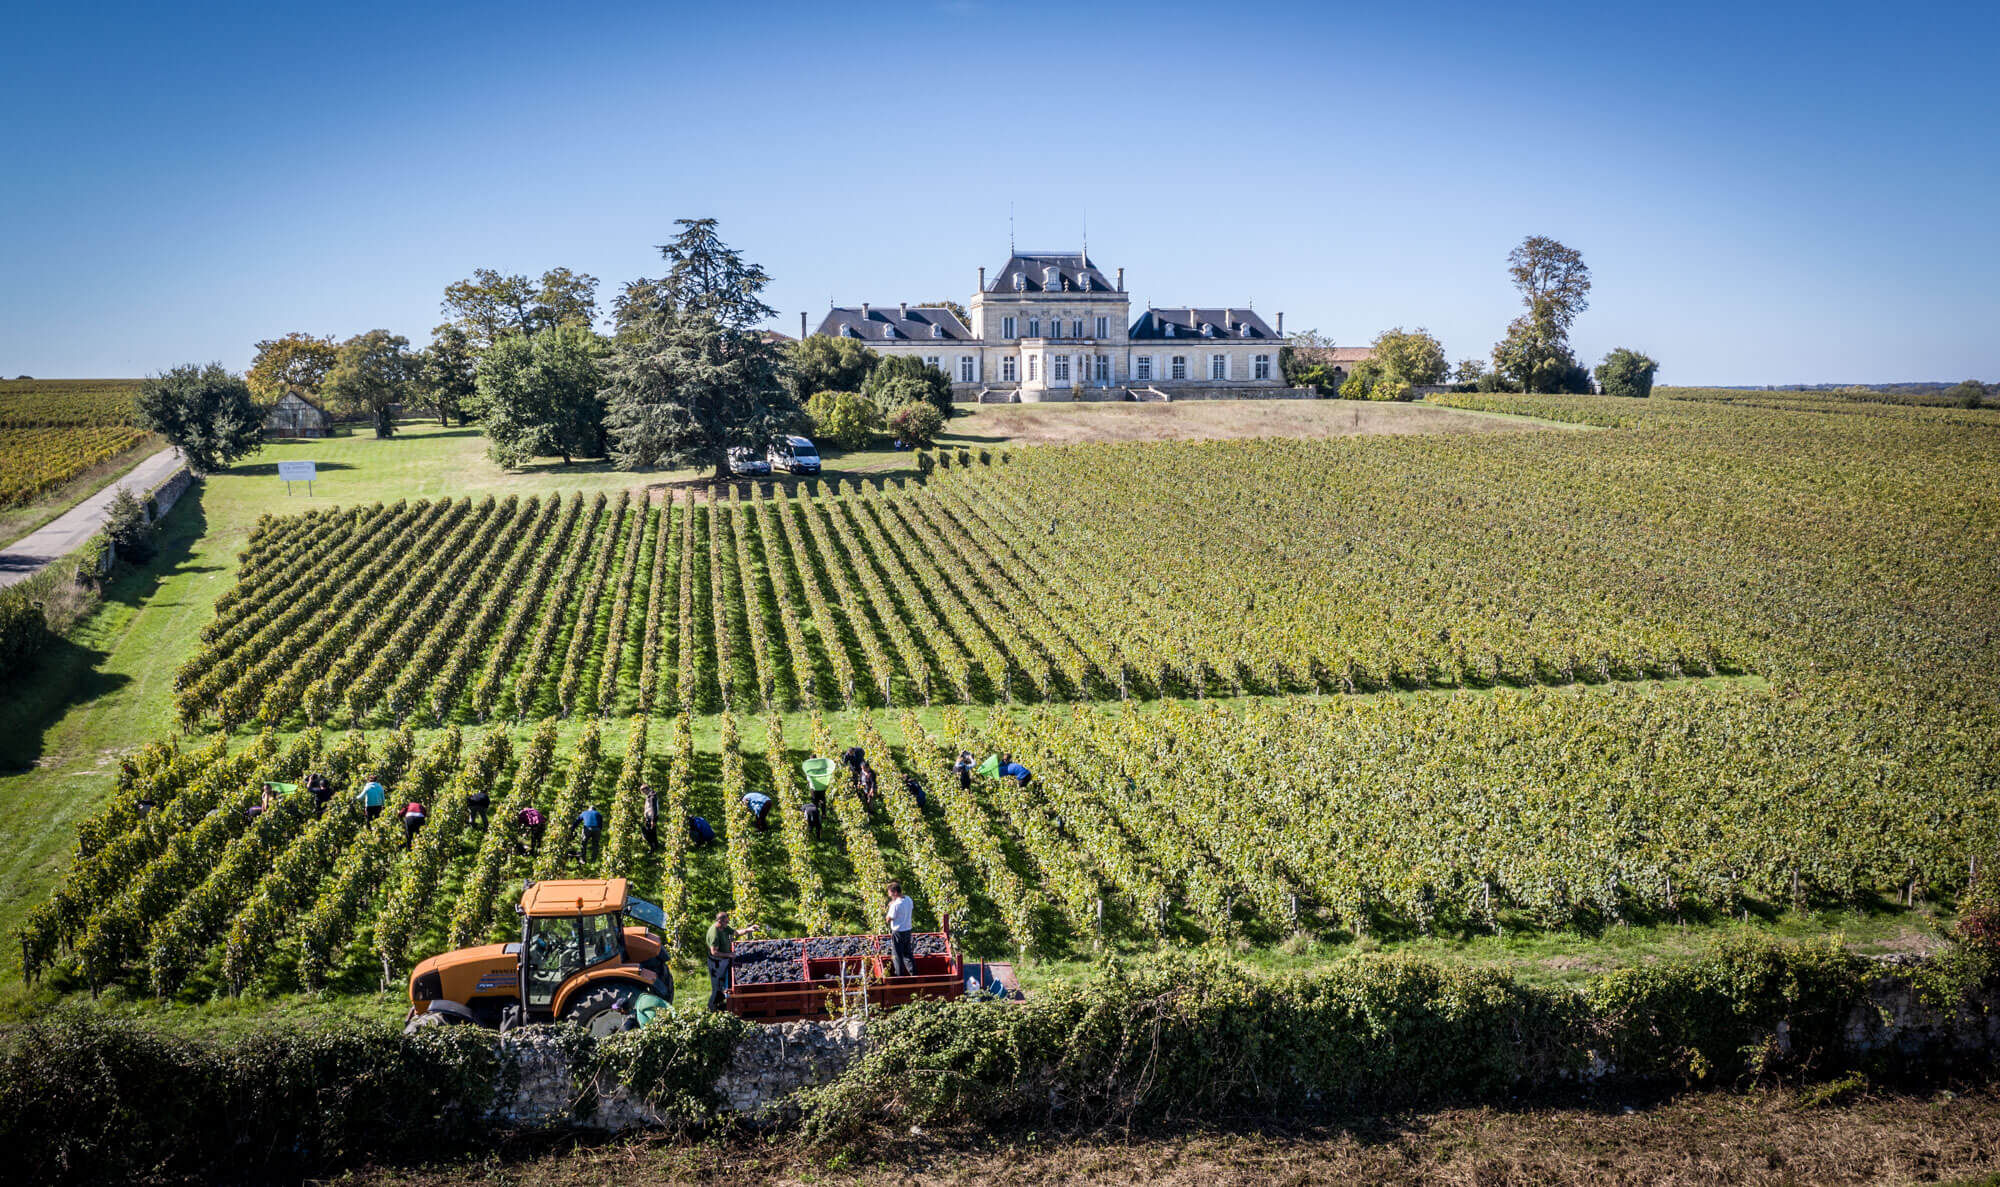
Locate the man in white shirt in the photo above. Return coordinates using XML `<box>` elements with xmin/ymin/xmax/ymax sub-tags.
<box><xmin>884</xmin><ymin>881</ymin><xmax>915</xmax><ymax>976</ymax></box>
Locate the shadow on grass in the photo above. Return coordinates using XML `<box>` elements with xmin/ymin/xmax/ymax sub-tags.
<box><xmin>0</xmin><ymin>490</ymin><xmax>208</xmax><ymax>773</ymax></box>
<box><xmin>222</xmin><ymin>460</ymin><xmax>358</xmax><ymax>479</ymax></box>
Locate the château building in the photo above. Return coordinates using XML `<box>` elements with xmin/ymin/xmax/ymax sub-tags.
<box><xmin>809</xmin><ymin>251</ymin><xmax>1305</xmax><ymax>402</ymax></box>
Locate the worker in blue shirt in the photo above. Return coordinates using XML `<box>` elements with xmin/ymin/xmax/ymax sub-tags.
<box><xmin>577</xmin><ymin>804</ymin><xmax>605</xmax><ymax>862</ymax></box>
<box><xmin>357</xmin><ymin>779</ymin><xmax>388</xmax><ymax>821</ymax></box>
<box><xmin>688</xmin><ymin>815</ymin><xmax>716</xmax><ymax>848</ymax></box>
<box><xmin>742</xmin><ymin>791</ymin><xmax>773</xmax><ymax>832</ymax></box>
<box><xmin>997</xmin><ymin>759</ymin><xmax>1032</xmax><ymax>787</ymax></box>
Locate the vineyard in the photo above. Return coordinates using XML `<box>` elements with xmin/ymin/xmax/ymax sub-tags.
<box><xmin>19</xmin><ymin>394</ymin><xmax>2000</xmax><ymax>1002</ymax></box>
<box><xmin>0</xmin><ymin>378</ymin><xmax>151</xmax><ymax>508</ymax></box>
<box><xmin>22</xmin><ymin>676</ymin><xmax>1999</xmax><ymax>998</ymax></box>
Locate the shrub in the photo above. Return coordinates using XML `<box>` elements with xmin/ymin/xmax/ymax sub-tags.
<box><xmin>1595</xmin><ymin>348</ymin><xmax>1661</xmax><ymax>398</ymax></box>
<box><xmin>0</xmin><ymin>588</ymin><xmax>48</xmax><ymax>678</ymax></box>
<box><xmin>862</xmin><ymin>354</ymin><xmax>953</xmax><ymax>417</ymax></box>
<box><xmin>103</xmin><ymin>487</ymin><xmax>155</xmax><ymax>563</ymax></box>
<box><xmin>806</xmin><ymin>390</ymin><xmax>883</xmax><ymax>451</ymax></box>
<box><xmin>887</xmin><ymin>400</ymin><xmax>945</xmax><ymax>447</ymax></box>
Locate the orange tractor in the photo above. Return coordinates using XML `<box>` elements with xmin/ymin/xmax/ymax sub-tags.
<box><xmin>405</xmin><ymin>878</ymin><xmax>673</xmax><ymax>1036</ymax></box>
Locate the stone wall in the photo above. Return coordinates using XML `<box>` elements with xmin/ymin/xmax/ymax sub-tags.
<box><xmin>145</xmin><ymin>466</ymin><xmax>194</xmax><ymax>522</ymax></box>
<box><xmin>472</xmin><ymin>963</ymin><xmax>1998</xmax><ymax>1133</ymax></box>
<box><xmin>487</xmin><ymin>1015</ymin><xmax>867</xmax><ymax>1130</ymax></box>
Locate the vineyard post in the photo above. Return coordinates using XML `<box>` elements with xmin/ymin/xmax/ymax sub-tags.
<box><xmin>1093</xmin><ymin>896</ymin><xmax>1103</xmax><ymax>950</ymax></box>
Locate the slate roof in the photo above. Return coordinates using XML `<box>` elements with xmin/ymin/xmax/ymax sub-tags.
<box><xmin>986</xmin><ymin>252</ymin><xmax>1117</xmax><ymax>294</ymax></box>
<box><xmin>1326</xmin><ymin>346</ymin><xmax>1374</xmax><ymax>363</ymax></box>
<box><xmin>1128</xmin><ymin>307</ymin><xmax>1282</xmax><ymax>341</ymax></box>
<box><xmin>814</xmin><ymin>305</ymin><xmax>972</xmax><ymax>343</ymax></box>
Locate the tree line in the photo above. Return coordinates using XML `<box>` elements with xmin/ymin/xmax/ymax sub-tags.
<box><xmin>135</xmin><ymin>220</ymin><xmax>962</xmax><ymax>479</ymax></box>
<box><xmin>1283</xmin><ymin>236</ymin><xmax>1661</xmax><ymax>399</ymax></box>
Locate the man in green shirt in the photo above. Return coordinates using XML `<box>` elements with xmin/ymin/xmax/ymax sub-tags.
<box><xmin>705</xmin><ymin>910</ymin><xmax>758</xmax><ymax>1011</ymax></box>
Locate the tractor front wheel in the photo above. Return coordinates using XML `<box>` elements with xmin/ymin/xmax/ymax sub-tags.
<box><xmin>404</xmin><ymin>1010</ymin><xmax>469</xmax><ymax>1037</ymax></box>
<box><xmin>565</xmin><ymin>984</ymin><xmax>645</xmax><ymax>1037</ymax></box>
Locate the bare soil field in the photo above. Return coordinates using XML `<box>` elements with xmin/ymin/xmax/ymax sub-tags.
<box><xmin>340</xmin><ymin>1084</ymin><xmax>2000</xmax><ymax>1186</ymax></box>
<box><xmin>949</xmin><ymin>397</ymin><xmax>1571</xmax><ymax>446</ymax></box>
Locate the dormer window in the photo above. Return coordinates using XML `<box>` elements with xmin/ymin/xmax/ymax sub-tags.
<box><xmin>1012</xmin><ymin>272</ymin><xmax>1025</xmax><ymax>292</ymax></box>
<box><xmin>1164</xmin><ymin>321</ymin><xmax>1176</xmax><ymax>337</ymax></box>
<box><xmin>1079</xmin><ymin>273</ymin><xmax>1091</xmax><ymax>291</ymax></box>
<box><xmin>841</xmin><ymin>324</ymin><xmax>857</xmax><ymax>338</ymax></box>
<box><xmin>1043</xmin><ymin>265</ymin><xmax>1060</xmax><ymax>287</ymax></box>
<box><xmin>1239</xmin><ymin>323</ymin><xmax>1252</xmax><ymax>338</ymax></box>
<box><xmin>1201</xmin><ymin>323</ymin><xmax>1215</xmax><ymax>337</ymax></box>
<box><xmin>931</xmin><ymin>323</ymin><xmax>943</xmax><ymax>338</ymax></box>
<box><xmin>884</xmin><ymin>324</ymin><xmax>897</xmax><ymax>339</ymax></box>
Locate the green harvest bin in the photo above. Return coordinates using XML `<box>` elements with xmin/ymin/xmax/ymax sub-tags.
<box><xmin>800</xmin><ymin>757</ymin><xmax>836</xmax><ymax>791</ymax></box>
<box><xmin>975</xmin><ymin>754</ymin><xmax>1001</xmax><ymax>779</ymax></box>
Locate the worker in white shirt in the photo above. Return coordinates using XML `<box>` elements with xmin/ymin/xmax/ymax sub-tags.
<box><xmin>884</xmin><ymin>880</ymin><xmax>915</xmax><ymax>976</ymax></box>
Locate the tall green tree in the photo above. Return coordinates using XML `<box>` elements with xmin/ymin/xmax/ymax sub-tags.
<box><xmin>601</xmin><ymin>219</ymin><xmax>796</xmax><ymax>479</ymax></box>
<box><xmin>245</xmin><ymin>332</ymin><xmax>339</xmax><ymax>404</ymax></box>
<box><xmin>1492</xmin><ymin>236</ymin><xmax>1592</xmax><ymax>392</ymax></box>
<box><xmin>321</xmin><ymin>330</ymin><xmax>414</xmax><ymax>438</ymax></box>
<box><xmin>415</xmin><ymin>324</ymin><xmax>480</xmax><ymax>425</ymax></box>
<box><xmin>1595</xmin><ymin>348</ymin><xmax>1660</xmax><ymax>398</ymax></box>
<box><xmin>477</xmin><ymin>325</ymin><xmax>608</xmax><ymax>468</ymax></box>
<box><xmin>786</xmin><ymin>334</ymin><xmax>878</xmax><ymax>399</ymax></box>
<box><xmin>441</xmin><ymin>267</ymin><xmax>601</xmax><ymax>350</ymax></box>
<box><xmin>135</xmin><ymin>363</ymin><xmax>264</xmax><ymax>474</ymax></box>
<box><xmin>862</xmin><ymin>353</ymin><xmax>953</xmax><ymax>417</ymax></box>
<box><xmin>1371</xmin><ymin>327</ymin><xmax>1450</xmax><ymax>385</ymax></box>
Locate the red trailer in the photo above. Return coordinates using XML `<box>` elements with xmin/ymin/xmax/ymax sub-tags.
<box><xmin>724</xmin><ymin>922</ymin><xmax>969</xmax><ymax>1023</ymax></box>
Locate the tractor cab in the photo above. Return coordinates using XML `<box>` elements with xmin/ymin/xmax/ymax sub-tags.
<box><xmin>406</xmin><ymin>877</ymin><xmax>673</xmax><ymax>1036</ymax></box>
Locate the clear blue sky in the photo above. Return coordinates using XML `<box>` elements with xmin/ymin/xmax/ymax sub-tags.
<box><xmin>2</xmin><ymin>0</ymin><xmax>1995</xmax><ymax>385</ymax></box>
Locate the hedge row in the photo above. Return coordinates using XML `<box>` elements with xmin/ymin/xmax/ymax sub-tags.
<box><xmin>3</xmin><ymin>936</ymin><xmax>1990</xmax><ymax>1182</ymax></box>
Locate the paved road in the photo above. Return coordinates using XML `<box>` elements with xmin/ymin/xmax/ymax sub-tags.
<box><xmin>0</xmin><ymin>448</ymin><xmax>186</xmax><ymax>589</ymax></box>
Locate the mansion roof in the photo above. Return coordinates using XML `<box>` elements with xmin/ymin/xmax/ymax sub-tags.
<box><xmin>986</xmin><ymin>252</ymin><xmax>1117</xmax><ymax>295</ymax></box>
<box><xmin>816</xmin><ymin>305</ymin><xmax>972</xmax><ymax>342</ymax></box>
<box><xmin>1130</xmin><ymin>307</ymin><xmax>1280</xmax><ymax>341</ymax></box>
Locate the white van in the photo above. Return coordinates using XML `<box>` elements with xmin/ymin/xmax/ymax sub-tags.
<box><xmin>768</xmin><ymin>435</ymin><xmax>822</xmax><ymax>475</ymax></box>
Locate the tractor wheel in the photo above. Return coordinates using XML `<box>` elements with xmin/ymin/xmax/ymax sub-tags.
<box><xmin>565</xmin><ymin>984</ymin><xmax>645</xmax><ymax>1037</ymax></box>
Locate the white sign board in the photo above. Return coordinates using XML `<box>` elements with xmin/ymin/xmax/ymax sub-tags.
<box><xmin>278</xmin><ymin>459</ymin><xmax>317</xmax><ymax>495</ymax></box>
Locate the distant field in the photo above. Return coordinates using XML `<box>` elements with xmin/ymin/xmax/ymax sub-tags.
<box><xmin>0</xmin><ymin>379</ymin><xmax>153</xmax><ymax>515</ymax></box>
<box><xmin>957</xmin><ymin>396</ymin><xmax>1562</xmax><ymax>445</ymax></box>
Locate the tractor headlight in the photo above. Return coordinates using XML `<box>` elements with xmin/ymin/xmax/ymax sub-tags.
<box><xmin>412</xmin><ymin>970</ymin><xmax>443</xmax><ymax>1001</ymax></box>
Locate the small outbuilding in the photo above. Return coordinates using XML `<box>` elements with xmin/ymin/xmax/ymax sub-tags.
<box><xmin>265</xmin><ymin>390</ymin><xmax>329</xmax><ymax>438</ymax></box>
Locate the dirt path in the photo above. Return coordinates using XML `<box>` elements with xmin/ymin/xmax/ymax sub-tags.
<box><xmin>343</xmin><ymin>1084</ymin><xmax>2000</xmax><ymax>1186</ymax></box>
<box><xmin>949</xmin><ymin>399</ymin><xmax>1573</xmax><ymax>447</ymax></box>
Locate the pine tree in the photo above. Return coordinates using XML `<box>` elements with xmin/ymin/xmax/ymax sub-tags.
<box><xmin>602</xmin><ymin>219</ymin><xmax>799</xmax><ymax>478</ymax></box>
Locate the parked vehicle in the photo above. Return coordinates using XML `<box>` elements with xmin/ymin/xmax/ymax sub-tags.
<box><xmin>768</xmin><ymin>435</ymin><xmax>821</xmax><ymax>475</ymax></box>
<box><xmin>404</xmin><ymin>878</ymin><xmax>672</xmax><ymax>1036</ymax></box>
<box><xmin>728</xmin><ymin>447</ymin><xmax>772</xmax><ymax>477</ymax></box>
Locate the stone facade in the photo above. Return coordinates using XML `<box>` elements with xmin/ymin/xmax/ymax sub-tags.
<box><xmin>814</xmin><ymin>251</ymin><xmax>1293</xmax><ymax>403</ymax></box>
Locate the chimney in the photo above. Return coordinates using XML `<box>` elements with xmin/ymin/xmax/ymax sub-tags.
<box><xmin>979</xmin><ymin>266</ymin><xmax>986</xmax><ymax>290</ymax></box>
<box><xmin>799</xmin><ymin>311</ymin><xmax>807</xmax><ymax>339</ymax></box>
<box><xmin>899</xmin><ymin>301</ymin><xmax>908</xmax><ymax>319</ymax></box>
<box><xmin>1277</xmin><ymin>312</ymin><xmax>1285</xmax><ymax>335</ymax></box>
<box><xmin>861</xmin><ymin>302</ymin><xmax>871</xmax><ymax>320</ymax></box>
<box><xmin>1225</xmin><ymin>307</ymin><xmax>1234</xmax><ymax>330</ymax></box>
<box><xmin>1116</xmin><ymin>267</ymin><xmax>1124</xmax><ymax>291</ymax></box>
